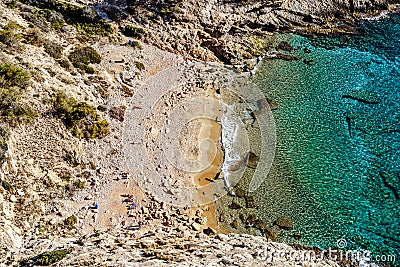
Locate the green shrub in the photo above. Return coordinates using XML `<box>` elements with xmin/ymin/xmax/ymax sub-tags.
<box><xmin>64</xmin><ymin>215</ymin><xmax>77</xmax><ymax>229</ymax></box>
<box><xmin>74</xmin><ymin>22</ymin><xmax>114</xmax><ymax>36</ymax></box>
<box><xmin>44</xmin><ymin>41</ymin><xmax>63</xmax><ymax>59</ymax></box>
<box><xmin>128</xmin><ymin>39</ymin><xmax>142</xmax><ymax>49</ymax></box>
<box><xmin>36</xmin><ymin>249</ymin><xmax>70</xmax><ymax>266</ymax></box>
<box><xmin>134</xmin><ymin>61</ymin><xmax>145</xmax><ymax>71</ymax></box>
<box><xmin>59</xmin><ymin>172</ymin><xmax>72</xmax><ymax>182</ymax></box>
<box><xmin>0</xmin><ymin>126</ymin><xmax>8</xmax><ymax>165</ymax></box>
<box><xmin>53</xmin><ymin>91</ymin><xmax>109</xmax><ymax>139</ymax></box>
<box><xmin>0</xmin><ymin>64</ymin><xmax>37</xmax><ymax>125</ymax></box>
<box><xmin>68</xmin><ymin>46</ymin><xmax>101</xmax><ymax>73</ymax></box>
<box><xmin>24</xmin><ymin>28</ymin><xmax>45</xmax><ymax>46</ymax></box>
<box><xmin>0</xmin><ymin>63</ymin><xmax>31</xmax><ymax>88</ymax></box>
<box><xmin>5</xmin><ymin>0</ymin><xmax>18</xmax><ymax>8</ymax></box>
<box><xmin>59</xmin><ymin>59</ymin><xmax>71</xmax><ymax>69</ymax></box>
<box><xmin>73</xmin><ymin>180</ymin><xmax>85</xmax><ymax>189</ymax></box>
<box><xmin>124</xmin><ymin>25</ymin><xmax>145</xmax><ymax>38</ymax></box>
<box><xmin>24</xmin><ymin>0</ymin><xmax>113</xmax><ymax>36</ymax></box>
<box><xmin>0</xmin><ymin>29</ymin><xmax>22</xmax><ymax>47</ymax></box>
<box><xmin>0</xmin><ymin>21</ymin><xmax>23</xmax><ymax>52</ymax></box>
<box><xmin>21</xmin><ymin>7</ymin><xmax>65</xmax><ymax>32</ymax></box>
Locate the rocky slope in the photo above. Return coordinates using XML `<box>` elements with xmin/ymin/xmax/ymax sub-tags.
<box><xmin>94</xmin><ymin>0</ymin><xmax>399</xmax><ymax>64</ymax></box>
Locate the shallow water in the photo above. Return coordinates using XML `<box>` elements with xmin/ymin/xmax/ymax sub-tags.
<box><xmin>254</xmin><ymin>13</ymin><xmax>400</xmax><ymax>259</ymax></box>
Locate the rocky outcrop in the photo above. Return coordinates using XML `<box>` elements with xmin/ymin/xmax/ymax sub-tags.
<box><xmin>10</xmin><ymin>230</ymin><xmax>342</xmax><ymax>266</ymax></box>
<box><xmin>94</xmin><ymin>0</ymin><xmax>399</xmax><ymax>64</ymax></box>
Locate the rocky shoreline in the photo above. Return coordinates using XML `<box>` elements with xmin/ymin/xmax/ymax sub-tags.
<box><xmin>0</xmin><ymin>0</ymin><xmax>397</xmax><ymax>266</ymax></box>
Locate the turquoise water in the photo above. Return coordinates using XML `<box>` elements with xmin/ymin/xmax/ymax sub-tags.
<box><xmin>254</xmin><ymin>13</ymin><xmax>400</xmax><ymax>260</ymax></box>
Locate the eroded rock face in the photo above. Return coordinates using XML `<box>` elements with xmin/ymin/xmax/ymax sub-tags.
<box><xmin>8</xmin><ymin>230</ymin><xmax>342</xmax><ymax>267</ymax></box>
<box><xmin>0</xmin><ymin>193</ymin><xmax>22</xmax><ymax>254</ymax></box>
<box><xmin>100</xmin><ymin>0</ymin><xmax>397</xmax><ymax>64</ymax></box>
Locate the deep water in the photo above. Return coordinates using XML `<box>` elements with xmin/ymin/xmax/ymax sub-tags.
<box><xmin>254</xmin><ymin>13</ymin><xmax>400</xmax><ymax>261</ymax></box>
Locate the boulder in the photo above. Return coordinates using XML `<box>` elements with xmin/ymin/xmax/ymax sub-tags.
<box><xmin>231</xmin><ymin>219</ymin><xmax>239</xmax><ymax>229</ymax></box>
<box><xmin>245</xmin><ymin>196</ymin><xmax>256</xmax><ymax>208</ymax></box>
<box><xmin>264</xmin><ymin>225</ymin><xmax>281</xmax><ymax>241</ymax></box>
<box><xmin>229</xmin><ymin>201</ymin><xmax>242</xmax><ymax>209</ymax></box>
<box><xmin>109</xmin><ymin>106</ymin><xmax>126</xmax><ymax>122</ymax></box>
<box><xmin>191</xmin><ymin>222</ymin><xmax>201</xmax><ymax>231</ymax></box>
<box><xmin>203</xmin><ymin>227</ymin><xmax>217</xmax><ymax>236</ymax></box>
<box><xmin>246</xmin><ymin>152</ymin><xmax>259</xmax><ymax>169</ymax></box>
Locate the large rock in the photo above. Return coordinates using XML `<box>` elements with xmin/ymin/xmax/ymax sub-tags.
<box><xmin>264</xmin><ymin>225</ymin><xmax>281</xmax><ymax>241</ymax></box>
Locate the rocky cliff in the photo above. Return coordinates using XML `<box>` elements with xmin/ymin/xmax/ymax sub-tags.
<box><xmin>94</xmin><ymin>0</ymin><xmax>399</xmax><ymax>63</ymax></box>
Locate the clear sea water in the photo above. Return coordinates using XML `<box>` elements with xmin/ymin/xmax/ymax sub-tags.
<box><xmin>254</xmin><ymin>13</ymin><xmax>400</xmax><ymax>260</ymax></box>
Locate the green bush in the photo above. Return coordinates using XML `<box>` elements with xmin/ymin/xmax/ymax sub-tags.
<box><xmin>74</xmin><ymin>22</ymin><xmax>114</xmax><ymax>36</ymax></box>
<box><xmin>44</xmin><ymin>41</ymin><xmax>63</xmax><ymax>59</ymax></box>
<box><xmin>64</xmin><ymin>215</ymin><xmax>77</xmax><ymax>229</ymax></box>
<box><xmin>24</xmin><ymin>27</ymin><xmax>45</xmax><ymax>46</ymax></box>
<box><xmin>124</xmin><ymin>25</ymin><xmax>145</xmax><ymax>38</ymax></box>
<box><xmin>59</xmin><ymin>59</ymin><xmax>71</xmax><ymax>69</ymax></box>
<box><xmin>68</xmin><ymin>46</ymin><xmax>101</xmax><ymax>73</ymax></box>
<box><xmin>53</xmin><ymin>91</ymin><xmax>109</xmax><ymax>139</ymax></box>
<box><xmin>0</xmin><ymin>64</ymin><xmax>37</xmax><ymax>125</ymax></box>
<box><xmin>5</xmin><ymin>0</ymin><xmax>18</xmax><ymax>8</ymax></box>
<box><xmin>36</xmin><ymin>249</ymin><xmax>70</xmax><ymax>266</ymax></box>
<box><xmin>21</xmin><ymin>7</ymin><xmax>65</xmax><ymax>32</ymax></box>
<box><xmin>134</xmin><ymin>61</ymin><xmax>145</xmax><ymax>71</ymax></box>
<box><xmin>0</xmin><ymin>21</ymin><xmax>23</xmax><ymax>51</ymax></box>
<box><xmin>73</xmin><ymin>180</ymin><xmax>85</xmax><ymax>189</ymax></box>
<box><xmin>24</xmin><ymin>0</ymin><xmax>113</xmax><ymax>36</ymax></box>
<box><xmin>0</xmin><ymin>63</ymin><xmax>31</xmax><ymax>88</ymax></box>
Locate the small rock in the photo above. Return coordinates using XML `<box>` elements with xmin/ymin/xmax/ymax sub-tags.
<box><xmin>231</xmin><ymin>219</ymin><xmax>239</xmax><ymax>229</ymax></box>
<box><xmin>49</xmin><ymin>218</ymin><xmax>57</xmax><ymax>225</ymax></box>
<box><xmin>196</xmin><ymin>216</ymin><xmax>207</xmax><ymax>225</ymax></box>
<box><xmin>109</xmin><ymin>106</ymin><xmax>126</xmax><ymax>122</ymax></box>
<box><xmin>203</xmin><ymin>227</ymin><xmax>217</xmax><ymax>236</ymax></box>
<box><xmin>277</xmin><ymin>41</ymin><xmax>294</xmax><ymax>52</ymax></box>
<box><xmin>245</xmin><ymin>196</ymin><xmax>256</xmax><ymax>208</ymax></box>
<box><xmin>217</xmin><ymin>234</ymin><xmax>229</xmax><ymax>242</ymax></box>
<box><xmin>9</xmin><ymin>195</ymin><xmax>17</xmax><ymax>202</ymax></box>
<box><xmin>229</xmin><ymin>201</ymin><xmax>242</xmax><ymax>209</ymax></box>
<box><xmin>255</xmin><ymin>220</ymin><xmax>268</xmax><ymax>230</ymax></box>
<box><xmin>246</xmin><ymin>152</ymin><xmax>259</xmax><ymax>169</ymax></box>
<box><xmin>191</xmin><ymin>222</ymin><xmax>201</xmax><ymax>231</ymax></box>
<box><xmin>294</xmin><ymin>232</ymin><xmax>302</xmax><ymax>240</ymax></box>
<box><xmin>235</xmin><ymin>187</ymin><xmax>246</xmax><ymax>198</ymax></box>
<box><xmin>97</xmin><ymin>105</ymin><xmax>108</xmax><ymax>112</ymax></box>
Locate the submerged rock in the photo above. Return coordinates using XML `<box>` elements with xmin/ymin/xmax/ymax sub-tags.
<box><xmin>277</xmin><ymin>41</ymin><xmax>294</xmax><ymax>52</ymax></box>
<box><xmin>274</xmin><ymin>216</ymin><xmax>294</xmax><ymax>230</ymax></box>
<box><xmin>235</xmin><ymin>187</ymin><xmax>246</xmax><ymax>198</ymax></box>
<box><xmin>246</xmin><ymin>152</ymin><xmax>259</xmax><ymax>169</ymax></box>
<box><xmin>245</xmin><ymin>196</ymin><xmax>256</xmax><ymax>208</ymax></box>
<box><xmin>231</xmin><ymin>219</ymin><xmax>239</xmax><ymax>229</ymax></box>
<box><xmin>229</xmin><ymin>201</ymin><xmax>243</xmax><ymax>210</ymax></box>
<box><xmin>342</xmin><ymin>90</ymin><xmax>380</xmax><ymax>104</ymax></box>
<box><xmin>264</xmin><ymin>225</ymin><xmax>281</xmax><ymax>241</ymax></box>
